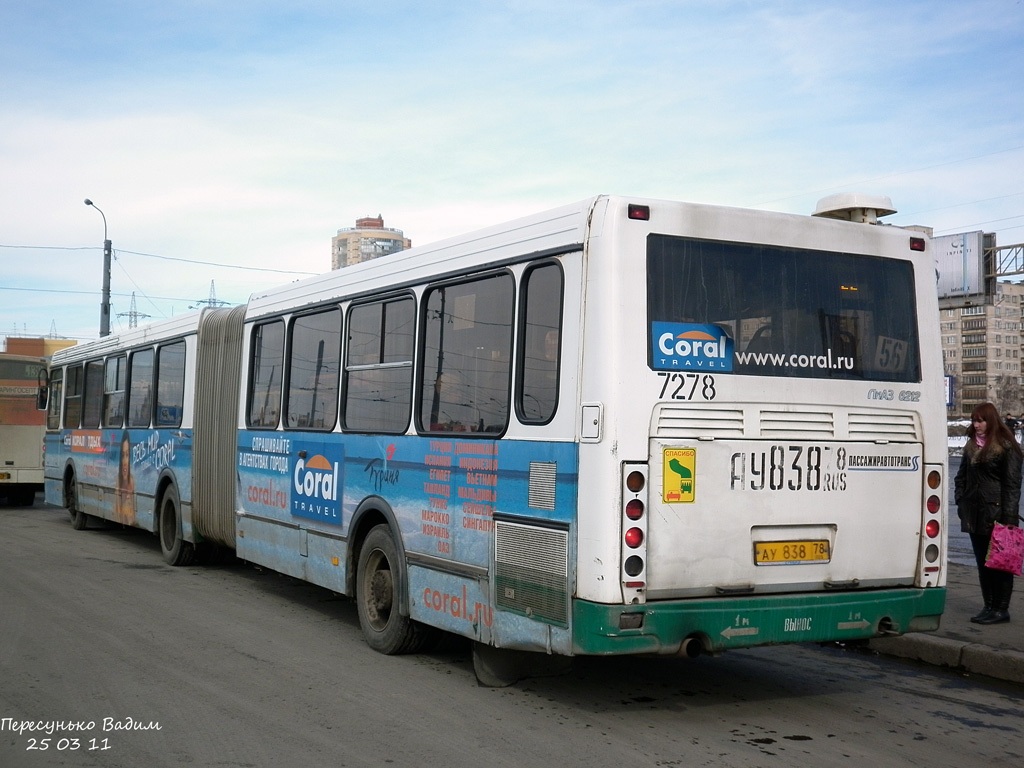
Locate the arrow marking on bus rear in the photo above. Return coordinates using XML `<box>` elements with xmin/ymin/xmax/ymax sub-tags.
<box><xmin>721</xmin><ymin>626</ymin><xmax>760</xmax><ymax>639</ymax></box>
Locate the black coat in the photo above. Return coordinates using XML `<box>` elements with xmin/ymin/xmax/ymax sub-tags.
<box><xmin>954</xmin><ymin>437</ymin><xmax>1022</xmax><ymax>535</ymax></box>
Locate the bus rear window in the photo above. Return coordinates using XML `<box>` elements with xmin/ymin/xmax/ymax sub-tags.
<box><xmin>647</xmin><ymin>236</ymin><xmax>921</xmax><ymax>382</ymax></box>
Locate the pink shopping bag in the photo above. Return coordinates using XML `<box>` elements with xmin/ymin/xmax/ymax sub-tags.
<box><xmin>985</xmin><ymin>522</ymin><xmax>1024</xmax><ymax>576</ymax></box>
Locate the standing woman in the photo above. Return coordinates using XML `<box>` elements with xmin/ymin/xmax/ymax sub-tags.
<box><xmin>954</xmin><ymin>402</ymin><xmax>1022</xmax><ymax>624</ymax></box>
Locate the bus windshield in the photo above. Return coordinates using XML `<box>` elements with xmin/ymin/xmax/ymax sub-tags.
<box><xmin>647</xmin><ymin>235</ymin><xmax>922</xmax><ymax>382</ymax></box>
<box><xmin>0</xmin><ymin>358</ymin><xmax>46</xmax><ymax>423</ymax></box>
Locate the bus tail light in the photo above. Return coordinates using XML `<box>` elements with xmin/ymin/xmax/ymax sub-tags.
<box><xmin>621</xmin><ymin>463</ymin><xmax>648</xmax><ymax>601</ymax></box>
<box><xmin>627</xmin><ymin>204</ymin><xmax>650</xmax><ymax>221</ymax></box>
<box><xmin>625</xmin><ymin>499</ymin><xmax>644</xmax><ymax>520</ymax></box>
<box><xmin>920</xmin><ymin>465</ymin><xmax>944</xmax><ymax>579</ymax></box>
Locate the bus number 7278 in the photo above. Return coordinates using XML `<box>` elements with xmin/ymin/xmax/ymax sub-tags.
<box><xmin>658</xmin><ymin>372</ymin><xmax>717</xmax><ymax>401</ymax></box>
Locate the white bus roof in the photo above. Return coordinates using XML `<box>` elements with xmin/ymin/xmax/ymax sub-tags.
<box><xmin>50</xmin><ymin>309</ymin><xmax>213</xmax><ymax>365</ymax></box>
<box><xmin>246</xmin><ymin>196</ymin><xmax>601</xmax><ymax>320</ymax></box>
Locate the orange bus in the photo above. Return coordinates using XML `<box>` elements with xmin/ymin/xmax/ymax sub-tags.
<box><xmin>0</xmin><ymin>353</ymin><xmax>48</xmax><ymax>506</ymax></box>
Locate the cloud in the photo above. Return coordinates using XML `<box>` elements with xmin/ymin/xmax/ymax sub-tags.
<box><xmin>2</xmin><ymin>1</ymin><xmax>1023</xmax><ymax>341</ymax></box>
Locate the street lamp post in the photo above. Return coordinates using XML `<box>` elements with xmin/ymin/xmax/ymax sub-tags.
<box><xmin>84</xmin><ymin>198</ymin><xmax>112</xmax><ymax>337</ymax></box>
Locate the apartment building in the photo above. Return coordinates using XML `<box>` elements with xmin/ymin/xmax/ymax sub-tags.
<box><xmin>331</xmin><ymin>215</ymin><xmax>411</xmax><ymax>269</ymax></box>
<box><xmin>942</xmin><ymin>280</ymin><xmax>1024</xmax><ymax>417</ymax></box>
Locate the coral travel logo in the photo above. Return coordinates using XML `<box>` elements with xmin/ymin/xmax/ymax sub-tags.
<box><xmin>652</xmin><ymin>322</ymin><xmax>733</xmax><ymax>371</ymax></box>
<box><xmin>292</xmin><ymin>449</ymin><xmax>343</xmax><ymax>524</ymax></box>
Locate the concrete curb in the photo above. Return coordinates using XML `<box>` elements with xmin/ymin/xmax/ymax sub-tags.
<box><xmin>868</xmin><ymin>635</ymin><xmax>1024</xmax><ymax>685</ymax></box>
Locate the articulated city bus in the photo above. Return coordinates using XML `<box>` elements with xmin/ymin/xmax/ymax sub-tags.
<box><xmin>44</xmin><ymin>194</ymin><xmax>946</xmax><ymax>683</ymax></box>
<box><xmin>0</xmin><ymin>353</ymin><xmax>48</xmax><ymax>506</ymax></box>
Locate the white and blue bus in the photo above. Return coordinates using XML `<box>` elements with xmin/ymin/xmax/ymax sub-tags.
<box><xmin>44</xmin><ymin>194</ymin><xmax>946</xmax><ymax>683</ymax></box>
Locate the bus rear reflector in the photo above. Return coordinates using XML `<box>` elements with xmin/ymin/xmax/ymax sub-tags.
<box><xmin>619</xmin><ymin>612</ymin><xmax>644</xmax><ymax>630</ymax></box>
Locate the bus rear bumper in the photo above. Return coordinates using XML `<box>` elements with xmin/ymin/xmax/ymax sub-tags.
<box><xmin>572</xmin><ymin>587</ymin><xmax>947</xmax><ymax>656</ymax></box>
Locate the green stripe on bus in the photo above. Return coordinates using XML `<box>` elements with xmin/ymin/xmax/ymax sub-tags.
<box><xmin>572</xmin><ymin>588</ymin><xmax>946</xmax><ymax>655</ymax></box>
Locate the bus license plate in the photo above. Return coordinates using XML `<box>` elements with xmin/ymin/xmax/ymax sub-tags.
<box><xmin>755</xmin><ymin>540</ymin><xmax>830</xmax><ymax>565</ymax></box>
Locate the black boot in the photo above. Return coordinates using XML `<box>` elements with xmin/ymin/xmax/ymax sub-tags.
<box><xmin>970</xmin><ymin>603</ymin><xmax>993</xmax><ymax>623</ymax></box>
<box><xmin>970</xmin><ymin>569</ymin><xmax>995</xmax><ymax>623</ymax></box>
<box><xmin>975</xmin><ymin>576</ymin><xmax>1011</xmax><ymax>625</ymax></box>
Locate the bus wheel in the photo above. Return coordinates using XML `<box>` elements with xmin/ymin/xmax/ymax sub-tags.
<box><xmin>356</xmin><ymin>524</ymin><xmax>432</xmax><ymax>654</ymax></box>
<box><xmin>66</xmin><ymin>477</ymin><xmax>89</xmax><ymax>530</ymax></box>
<box><xmin>159</xmin><ymin>485</ymin><xmax>195</xmax><ymax>567</ymax></box>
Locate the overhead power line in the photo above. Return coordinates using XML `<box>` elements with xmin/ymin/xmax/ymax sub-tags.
<box><xmin>0</xmin><ymin>284</ymin><xmax>199</xmax><ymax>302</ymax></box>
<box><xmin>0</xmin><ymin>243</ymin><xmax>318</xmax><ymax>276</ymax></box>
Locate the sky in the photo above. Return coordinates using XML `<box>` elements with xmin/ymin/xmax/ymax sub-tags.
<box><xmin>2</xmin><ymin>0</ymin><xmax>1023</xmax><ymax>344</ymax></box>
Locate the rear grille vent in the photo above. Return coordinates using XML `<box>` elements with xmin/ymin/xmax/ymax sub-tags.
<box><xmin>760</xmin><ymin>409</ymin><xmax>834</xmax><ymax>439</ymax></box>
<box><xmin>655</xmin><ymin>406</ymin><xmax>744</xmax><ymax>439</ymax></box>
<box><xmin>653</xmin><ymin>404</ymin><xmax>921</xmax><ymax>442</ymax></box>
<box><xmin>848</xmin><ymin>410</ymin><xmax>919</xmax><ymax>441</ymax></box>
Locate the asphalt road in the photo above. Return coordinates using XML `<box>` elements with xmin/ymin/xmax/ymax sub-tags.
<box><xmin>1</xmin><ymin>501</ymin><xmax>1021</xmax><ymax>768</ymax></box>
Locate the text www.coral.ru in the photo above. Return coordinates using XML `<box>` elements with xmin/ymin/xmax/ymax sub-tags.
<box><xmin>734</xmin><ymin>349</ymin><xmax>854</xmax><ymax>371</ymax></box>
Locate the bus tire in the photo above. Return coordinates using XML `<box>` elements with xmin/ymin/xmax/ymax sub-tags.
<box><xmin>159</xmin><ymin>485</ymin><xmax>194</xmax><ymax>567</ymax></box>
<box><xmin>66</xmin><ymin>476</ymin><xmax>90</xmax><ymax>530</ymax></box>
<box><xmin>356</xmin><ymin>524</ymin><xmax>431</xmax><ymax>655</ymax></box>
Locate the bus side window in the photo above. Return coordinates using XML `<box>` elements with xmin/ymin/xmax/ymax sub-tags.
<box><xmin>517</xmin><ymin>262</ymin><xmax>563</xmax><ymax>424</ymax></box>
<box><xmin>103</xmin><ymin>354</ymin><xmax>127</xmax><ymax>428</ymax></box>
<box><xmin>155</xmin><ymin>341</ymin><xmax>186</xmax><ymax>428</ymax></box>
<box><xmin>127</xmin><ymin>348</ymin><xmax>154</xmax><ymax>428</ymax></box>
<box><xmin>284</xmin><ymin>309</ymin><xmax>341</xmax><ymax>431</ymax></box>
<box><xmin>47</xmin><ymin>368</ymin><xmax>64</xmax><ymax>430</ymax></box>
<box><xmin>82</xmin><ymin>360</ymin><xmax>104</xmax><ymax>429</ymax></box>
<box><xmin>419</xmin><ymin>274</ymin><xmax>514</xmax><ymax>434</ymax></box>
<box><xmin>248</xmin><ymin>321</ymin><xmax>285</xmax><ymax>429</ymax></box>
<box><xmin>342</xmin><ymin>297</ymin><xmax>414</xmax><ymax>433</ymax></box>
<box><xmin>64</xmin><ymin>364</ymin><xmax>83</xmax><ymax>428</ymax></box>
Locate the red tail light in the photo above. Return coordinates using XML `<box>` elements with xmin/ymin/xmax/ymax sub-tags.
<box><xmin>624</xmin><ymin>527</ymin><xmax>644</xmax><ymax>548</ymax></box>
<box><xmin>625</xmin><ymin>499</ymin><xmax>644</xmax><ymax>520</ymax></box>
<box><xmin>621</xmin><ymin>463</ymin><xmax>649</xmax><ymax>600</ymax></box>
<box><xmin>627</xmin><ymin>204</ymin><xmax>650</xmax><ymax>221</ymax></box>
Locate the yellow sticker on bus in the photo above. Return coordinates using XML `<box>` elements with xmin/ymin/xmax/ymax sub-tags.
<box><xmin>662</xmin><ymin>447</ymin><xmax>695</xmax><ymax>503</ymax></box>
